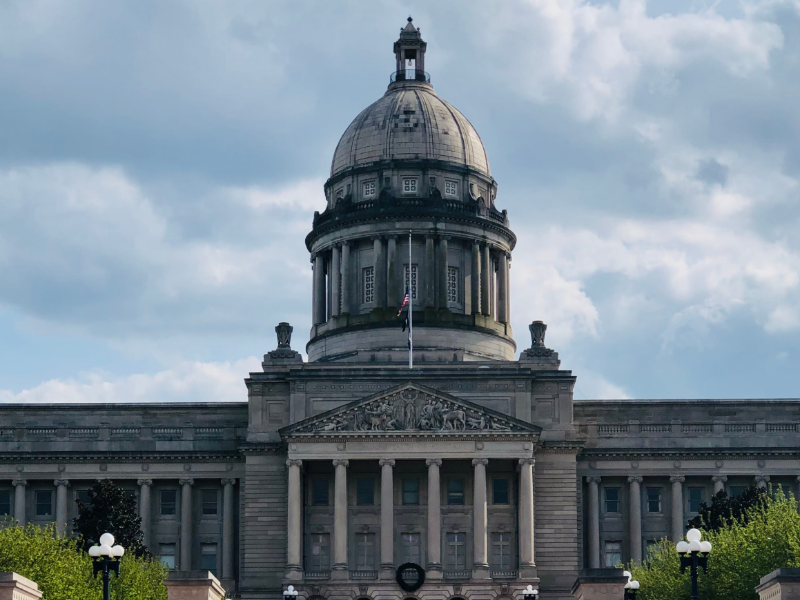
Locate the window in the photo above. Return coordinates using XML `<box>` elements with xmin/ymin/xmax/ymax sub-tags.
<box><xmin>445</xmin><ymin>180</ymin><xmax>458</xmax><ymax>197</ymax></box>
<box><xmin>346</xmin><ymin>183</ymin><xmax>351</xmax><ymax>195</ymax></box>
<box><xmin>404</xmin><ymin>264</ymin><xmax>418</xmax><ymax>300</ymax></box>
<box><xmin>309</xmin><ymin>533</ymin><xmax>330</xmax><ymax>570</ymax></box>
<box><xmin>202</xmin><ymin>489</ymin><xmax>218</xmax><ymax>515</ymax></box>
<box><xmin>491</xmin><ymin>532</ymin><xmax>512</xmax><ymax>569</ymax></box>
<box><xmin>645</xmin><ymin>540</ymin><xmax>658</xmax><ymax>564</ymax></box>
<box><xmin>401</xmin><ymin>533</ymin><xmax>421</xmax><ymax>564</ymax></box>
<box><xmin>76</xmin><ymin>489</ymin><xmax>92</xmax><ymax>507</ymax></box>
<box><xmin>336</xmin><ymin>188</ymin><xmax>344</xmax><ymax>199</ymax></box>
<box><xmin>729</xmin><ymin>486</ymin><xmax>747</xmax><ymax>498</ymax></box>
<box><xmin>160</xmin><ymin>490</ymin><xmax>177</xmax><ymax>516</ymax></box>
<box><xmin>402</xmin><ymin>178</ymin><xmax>417</xmax><ymax>194</ymax></box>
<box><xmin>312</xmin><ymin>480</ymin><xmax>329</xmax><ymax>506</ymax></box>
<box><xmin>363</xmin><ymin>267</ymin><xmax>374</xmax><ymax>303</ymax></box>
<box><xmin>447</xmin><ymin>267</ymin><xmax>459</xmax><ymax>303</ymax></box>
<box><xmin>159</xmin><ymin>544</ymin><xmax>176</xmax><ymax>570</ymax></box>
<box><xmin>384</xmin><ymin>177</ymin><xmax>391</xmax><ymax>189</ymax></box>
<box><xmin>402</xmin><ymin>478</ymin><xmax>419</xmax><ymax>505</ymax></box>
<box><xmin>200</xmin><ymin>543</ymin><xmax>217</xmax><ymax>572</ymax></box>
<box><xmin>355</xmin><ymin>533</ymin><xmax>376</xmax><ymax>569</ymax></box>
<box><xmin>688</xmin><ymin>487</ymin><xmax>704</xmax><ymax>513</ymax></box>
<box><xmin>492</xmin><ymin>478</ymin><xmax>510</xmax><ymax>505</ymax></box>
<box><xmin>363</xmin><ymin>180</ymin><xmax>376</xmax><ymax>198</ymax></box>
<box><xmin>604</xmin><ymin>488</ymin><xmax>620</xmax><ymax>513</ymax></box>
<box><xmin>0</xmin><ymin>490</ymin><xmax>10</xmax><ymax>516</ymax></box>
<box><xmin>356</xmin><ymin>478</ymin><xmax>374</xmax><ymax>506</ymax></box>
<box><xmin>35</xmin><ymin>490</ymin><xmax>52</xmax><ymax>517</ymax></box>
<box><xmin>646</xmin><ymin>488</ymin><xmax>662</xmax><ymax>513</ymax></box>
<box><xmin>430</xmin><ymin>176</ymin><xmax>436</xmax><ymax>189</ymax></box>
<box><xmin>446</xmin><ymin>533</ymin><xmax>466</xmax><ymax>570</ymax></box>
<box><xmin>604</xmin><ymin>541</ymin><xmax>622</xmax><ymax>567</ymax></box>
<box><xmin>447</xmin><ymin>478</ymin><xmax>465</xmax><ymax>505</ymax></box>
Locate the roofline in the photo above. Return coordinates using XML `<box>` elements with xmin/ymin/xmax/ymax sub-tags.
<box><xmin>0</xmin><ymin>402</ymin><xmax>248</xmax><ymax>410</ymax></box>
<box><xmin>575</xmin><ymin>398</ymin><xmax>800</xmax><ymax>405</ymax></box>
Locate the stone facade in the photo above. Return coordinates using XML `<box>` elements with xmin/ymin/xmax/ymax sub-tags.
<box><xmin>1</xmin><ymin>16</ymin><xmax>798</xmax><ymax>600</ymax></box>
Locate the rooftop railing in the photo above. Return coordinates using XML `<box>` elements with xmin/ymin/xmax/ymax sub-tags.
<box><xmin>390</xmin><ymin>69</ymin><xmax>430</xmax><ymax>84</ymax></box>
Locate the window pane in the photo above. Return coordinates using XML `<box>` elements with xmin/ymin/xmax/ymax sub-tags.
<box><xmin>0</xmin><ymin>490</ymin><xmax>10</xmax><ymax>516</ymax></box>
<box><xmin>35</xmin><ymin>490</ymin><xmax>52</xmax><ymax>516</ymax></box>
<box><xmin>202</xmin><ymin>490</ymin><xmax>218</xmax><ymax>515</ymax></box>
<box><xmin>604</xmin><ymin>488</ymin><xmax>620</xmax><ymax>513</ymax></box>
<box><xmin>309</xmin><ymin>534</ymin><xmax>330</xmax><ymax>570</ymax></box>
<box><xmin>363</xmin><ymin>267</ymin><xmax>374</xmax><ymax>303</ymax></box>
<box><xmin>646</xmin><ymin>488</ymin><xmax>661</xmax><ymax>513</ymax></box>
<box><xmin>312</xmin><ymin>480</ymin><xmax>329</xmax><ymax>506</ymax></box>
<box><xmin>355</xmin><ymin>533</ymin><xmax>376</xmax><ymax>569</ymax></box>
<box><xmin>604</xmin><ymin>541</ymin><xmax>622</xmax><ymax>567</ymax></box>
<box><xmin>200</xmin><ymin>543</ymin><xmax>217</xmax><ymax>572</ymax></box>
<box><xmin>447</xmin><ymin>267</ymin><xmax>459</xmax><ymax>303</ymax></box>
<box><xmin>493</xmin><ymin>478</ymin><xmax>509</xmax><ymax>504</ymax></box>
<box><xmin>447</xmin><ymin>479</ymin><xmax>465</xmax><ymax>505</ymax></box>
<box><xmin>404</xmin><ymin>265</ymin><xmax>418</xmax><ymax>300</ymax></box>
<box><xmin>491</xmin><ymin>532</ymin><xmax>512</xmax><ymax>569</ymax></box>
<box><xmin>76</xmin><ymin>489</ymin><xmax>92</xmax><ymax>507</ymax></box>
<box><xmin>356</xmin><ymin>479</ymin><xmax>374</xmax><ymax>506</ymax></box>
<box><xmin>160</xmin><ymin>490</ymin><xmax>177</xmax><ymax>516</ymax></box>
<box><xmin>729</xmin><ymin>486</ymin><xmax>746</xmax><ymax>498</ymax></box>
<box><xmin>688</xmin><ymin>488</ymin><xmax>704</xmax><ymax>512</ymax></box>
<box><xmin>446</xmin><ymin>532</ymin><xmax>466</xmax><ymax>569</ymax></box>
<box><xmin>402</xmin><ymin>533</ymin><xmax>421</xmax><ymax>564</ymax></box>
<box><xmin>402</xmin><ymin>479</ymin><xmax>419</xmax><ymax>505</ymax></box>
<box><xmin>160</xmin><ymin>544</ymin><xmax>176</xmax><ymax>569</ymax></box>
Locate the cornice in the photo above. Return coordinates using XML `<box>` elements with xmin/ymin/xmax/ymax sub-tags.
<box><xmin>284</xmin><ymin>431</ymin><xmax>539</xmax><ymax>444</ymax></box>
<box><xmin>0</xmin><ymin>451</ymin><xmax>243</xmax><ymax>464</ymax></box>
<box><xmin>579</xmin><ymin>447</ymin><xmax>800</xmax><ymax>461</ymax></box>
<box><xmin>537</xmin><ymin>440</ymin><xmax>586</xmax><ymax>454</ymax></box>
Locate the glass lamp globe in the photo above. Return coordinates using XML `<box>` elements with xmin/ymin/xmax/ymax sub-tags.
<box><xmin>99</xmin><ymin>533</ymin><xmax>115</xmax><ymax>547</ymax></box>
<box><xmin>676</xmin><ymin>541</ymin><xmax>689</xmax><ymax>553</ymax></box>
<box><xmin>700</xmin><ymin>541</ymin><xmax>712</xmax><ymax>553</ymax></box>
<box><xmin>88</xmin><ymin>546</ymin><xmax>101</xmax><ymax>557</ymax></box>
<box><xmin>688</xmin><ymin>540</ymin><xmax>702</xmax><ymax>552</ymax></box>
<box><xmin>99</xmin><ymin>544</ymin><xmax>113</xmax><ymax>556</ymax></box>
<box><xmin>112</xmin><ymin>545</ymin><xmax>125</xmax><ymax>557</ymax></box>
<box><xmin>686</xmin><ymin>529</ymin><xmax>702</xmax><ymax>542</ymax></box>
<box><xmin>630</xmin><ymin>581</ymin><xmax>640</xmax><ymax>590</ymax></box>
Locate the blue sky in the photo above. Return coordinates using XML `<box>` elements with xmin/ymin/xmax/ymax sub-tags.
<box><xmin>0</xmin><ymin>0</ymin><xmax>798</xmax><ymax>402</ymax></box>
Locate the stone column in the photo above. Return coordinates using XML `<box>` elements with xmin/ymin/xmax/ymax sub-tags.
<box><xmin>221</xmin><ymin>478</ymin><xmax>236</xmax><ymax>580</ymax></box>
<box><xmin>481</xmin><ymin>244</ymin><xmax>491</xmax><ymax>316</ymax></box>
<box><xmin>313</xmin><ymin>254</ymin><xmax>325</xmax><ymax>324</ymax></box>
<box><xmin>285</xmin><ymin>461</ymin><xmax>303</xmax><ymax>579</ymax></box>
<box><xmin>137</xmin><ymin>479</ymin><xmax>152</xmax><ymax>549</ymax></box>
<box><xmin>374</xmin><ymin>237</ymin><xmax>386</xmax><ymax>309</ymax></box>
<box><xmin>379</xmin><ymin>459</ymin><xmax>395</xmax><ymax>577</ymax></box>
<box><xmin>628</xmin><ymin>476</ymin><xmax>643</xmax><ymax>564</ymax></box>
<box><xmin>670</xmin><ymin>475</ymin><xmax>685</xmax><ymax>542</ymax></box>
<box><xmin>437</xmin><ymin>237</ymin><xmax>449</xmax><ymax>308</ymax></box>
<box><xmin>426</xmin><ymin>458</ymin><xmax>442</xmax><ymax>578</ymax></box>
<box><xmin>12</xmin><ymin>480</ymin><xmax>26</xmax><ymax>525</ymax></box>
<box><xmin>425</xmin><ymin>236</ymin><xmax>435</xmax><ymax>308</ymax></box>
<box><xmin>472</xmin><ymin>458</ymin><xmax>489</xmax><ymax>578</ymax></box>
<box><xmin>587</xmin><ymin>476</ymin><xmax>601</xmax><ymax>568</ymax></box>
<box><xmin>471</xmin><ymin>242</ymin><xmax>481</xmax><ymax>314</ymax></box>
<box><xmin>712</xmin><ymin>475</ymin><xmax>727</xmax><ymax>495</ymax></box>
<box><xmin>518</xmin><ymin>459</ymin><xmax>536</xmax><ymax>576</ymax></box>
<box><xmin>330</xmin><ymin>245</ymin><xmax>341</xmax><ymax>317</ymax></box>
<box><xmin>180</xmin><ymin>478</ymin><xmax>194</xmax><ymax>570</ymax></box>
<box><xmin>755</xmin><ymin>475</ymin><xmax>770</xmax><ymax>489</ymax></box>
<box><xmin>497</xmin><ymin>252</ymin><xmax>509</xmax><ymax>323</ymax></box>
<box><xmin>54</xmin><ymin>480</ymin><xmax>69</xmax><ymax>536</ymax></box>
<box><xmin>341</xmin><ymin>242</ymin><xmax>351</xmax><ymax>315</ymax></box>
<box><xmin>332</xmin><ymin>459</ymin><xmax>349</xmax><ymax>578</ymax></box>
<box><xmin>387</xmin><ymin>236</ymin><xmax>399</xmax><ymax>309</ymax></box>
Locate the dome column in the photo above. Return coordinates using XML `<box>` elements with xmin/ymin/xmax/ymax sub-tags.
<box><xmin>481</xmin><ymin>243</ymin><xmax>491</xmax><ymax>316</ymax></box>
<box><xmin>387</xmin><ymin>236</ymin><xmax>399</xmax><ymax>310</ymax></box>
<box><xmin>424</xmin><ymin>235</ymin><xmax>435</xmax><ymax>309</ymax></box>
<box><xmin>341</xmin><ymin>242</ymin><xmax>351</xmax><ymax>314</ymax></box>
<box><xmin>471</xmin><ymin>241</ymin><xmax>481</xmax><ymax>314</ymax></box>
<box><xmin>313</xmin><ymin>253</ymin><xmax>326</xmax><ymax>325</ymax></box>
<box><xmin>374</xmin><ymin>237</ymin><xmax>387</xmax><ymax>309</ymax></box>
<box><xmin>331</xmin><ymin>245</ymin><xmax>341</xmax><ymax>317</ymax></box>
<box><xmin>498</xmin><ymin>251</ymin><xmax>509</xmax><ymax>324</ymax></box>
<box><xmin>436</xmin><ymin>236</ymin><xmax>449</xmax><ymax>309</ymax></box>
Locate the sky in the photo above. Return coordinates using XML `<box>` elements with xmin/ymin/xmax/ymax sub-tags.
<box><xmin>0</xmin><ymin>0</ymin><xmax>798</xmax><ymax>403</ymax></box>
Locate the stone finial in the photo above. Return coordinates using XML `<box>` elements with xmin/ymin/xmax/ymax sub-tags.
<box><xmin>530</xmin><ymin>320</ymin><xmax>547</xmax><ymax>347</ymax></box>
<box><xmin>276</xmin><ymin>322</ymin><xmax>293</xmax><ymax>349</ymax></box>
<box><xmin>263</xmin><ymin>322</ymin><xmax>303</xmax><ymax>367</ymax></box>
<box><xmin>519</xmin><ymin>320</ymin><xmax>560</xmax><ymax>368</ymax></box>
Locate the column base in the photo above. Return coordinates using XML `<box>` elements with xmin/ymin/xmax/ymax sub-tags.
<box><xmin>519</xmin><ymin>564</ymin><xmax>538</xmax><ymax>579</ymax></box>
<box><xmin>472</xmin><ymin>564</ymin><xmax>491</xmax><ymax>580</ymax></box>
<box><xmin>425</xmin><ymin>563</ymin><xmax>443</xmax><ymax>580</ymax></box>
<box><xmin>330</xmin><ymin>565</ymin><xmax>349</xmax><ymax>581</ymax></box>
<box><xmin>284</xmin><ymin>566</ymin><xmax>303</xmax><ymax>581</ymax></box>
<box><xmin>380</xmin><ymin>565</ymin><xmax>395</xmax><ymax>580</ymax></box>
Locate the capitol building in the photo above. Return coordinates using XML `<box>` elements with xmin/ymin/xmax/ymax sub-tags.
<box><xmin>1</xmin><ymin>19</ymin><xmax>798</xmax><ymax>600</ymax></box>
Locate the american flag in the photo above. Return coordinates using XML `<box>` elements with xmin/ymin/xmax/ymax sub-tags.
<box><xmin>397</xmin><ymin>288</ymin><xmax>410</xmax><ymax>316</ymax></box>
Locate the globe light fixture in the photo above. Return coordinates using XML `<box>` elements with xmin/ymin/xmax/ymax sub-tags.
<box><xmin>623</xmin><ymin>570</ymin><xmax>640</xmax><ymax>600</ymax></box>
<box><xmin>90</xmin><ymin>533</ymin><xmax>124</xmax><ymax>600</ymax></box>
<box><xmin>523</xmin><ymin>584</ymin><xmax>539</xmax><ymax>600</ymax></box>
<box><xmin>676</xmin><ymin>528</ymin><xmax>712</xmax><ymax>600</ymax></box>
<box><xmin>284</xmin><ymin>585</ymin><xmax>299</xmax><ymax>600</ymax></box>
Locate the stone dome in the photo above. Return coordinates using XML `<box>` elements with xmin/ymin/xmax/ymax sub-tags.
<box><xmin>330</xmin><ymin>81</ymin><xmax>491</xmax><ymax>178</ymax></box>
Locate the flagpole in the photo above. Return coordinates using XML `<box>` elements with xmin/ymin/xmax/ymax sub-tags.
<box><xmin>408</xmin><ymin>230</ymin><xmax>413</xmax><ymax>369</ymax></box>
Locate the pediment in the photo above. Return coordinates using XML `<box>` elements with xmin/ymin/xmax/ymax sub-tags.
<box><xmin>280</xmin><ymin>383</ymin><xmax>541</xmax><ymax>439</ymax></box>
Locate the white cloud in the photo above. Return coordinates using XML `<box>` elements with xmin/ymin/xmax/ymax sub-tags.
<box><xmin>574</xmin><ymin>369</ymin><xmax>631</xmax><ymax>399</ymax></box>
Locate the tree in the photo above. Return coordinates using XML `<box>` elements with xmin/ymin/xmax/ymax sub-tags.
<box><xmin>688</xmin><ymin>485</ymin><xmax>768</xmax><ymax>532</ymax></box>
<box><xmin>74</xmin><ymin>479</ymin><xmax>150</xmax><ymax>558</ymax></box>
<box><xmin>631</xmin><ymin>488</ymin><xmax>800</xmax><ymax>600</ymax></box>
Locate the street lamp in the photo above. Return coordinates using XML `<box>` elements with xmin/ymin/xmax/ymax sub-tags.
<box><xmin>89</xmin><ymin>533</ymin><xmax>125</xmax><ymax>600</ymax></box>
<box><xmin>676</xmin><ymin>528</ymin><xmax>712</xmax><ymax>600</ymax></box>
<box><xmin>523</xmin><ymin>584</ymin><xmax>539</xmax><ymax>600</ymax></box>
<box><xmin>623</xmin><ymin>570</ymin><xmax>640</xmax><ymax>600</ymax></box>
<box><xmin>284</xmin><ymin>585</ymin><xmax>299</xmax><ymax>600</ymax></box>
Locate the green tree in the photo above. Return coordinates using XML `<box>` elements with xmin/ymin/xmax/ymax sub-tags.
<box><xmin>688</xmin><ymin>485</ymin><xmax>768</xmax><ymax>532</ymax></box>
<box><xmin>74</xmin><ymin>479</ymin><xmax>151</xmax><ymax>558</ymax></box>
<box><xmin>631</xmin><ymin>488</ymin><xmax>800</xmax><ymax>600</ymax></box>
<box><xmin>0</xmin><ymin>521</ymin><xmax>167</xmax><ymax>600</ymax></box>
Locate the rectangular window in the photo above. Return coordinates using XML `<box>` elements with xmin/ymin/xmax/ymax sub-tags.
<box><xmin>200</xmin><ymin>543</ymin><xmax>217</xmax><ymax>572</ymax></box>
<box><xmin>492</xmin><ymin>478</ymin><xmax>510</xmax><ymax>505</ymax></box>
<box><xmin>336</xmin><ymin>188</ymin><xmax>344</xmax><ymax>199</ymax></box>
<box><xmin>430</xmin><ymin>176</ymin><xmax>436</xmax><ymax>189</ymax></box>
<box><xmin>402</xmin><ymin>178</ymin><xmax>417</xmax><ymax>194</ymax></box>
<box><xmin>445</xmin><ymin>180</ymin><xmax>458</xmax><ymax>197</ymax></box>
<box><xmin>309</xmin><ymin>533</ymin><xmax>330</xmax><ymax>570</ymax></box>
<box><xmin>404</xmin><ymin>264</ymin><xmax>418</xmax><ymax>300</ymax></box>
<box><xmin>646</xmin><ymin>488</ymin><xmax>662</xmax><ymax>513</ymax></box>
<box><xmin>356</xmin><ymin>478</ymin><xmax>374</xmax><ymax>506</ymax></box>
<box><xmin>159</xmin><ymin>544</ymin><xmax>176</xmax><ymax>570</ymax></box>
<box><xmin>363</xmin><ymin>180</ymin><xmax>376</xmax><ymax>198</ymax></box>
<box><xmin>384</xmin><ymin>177</ymin><xmax>391</xmax><ymax>188</ymax></box>
<box><xmin>447</xmin><ymin>478</ymin><xmax>465</xmax><ymax>505</ymax></box>
<box><xmin>401</xmin><ymin>532</ymin><xmax>421</xmax><ymax>564</ymax></box>
<box><xmin>76</xmin><ymin>489</ymin><xmax>92</xmax><ymax>507</ymax></box>
<box><xmin>688</xmin><ymin>487</ymin><xmax>704</xmax><ymax>513</ymax></box>
<box><xmin>160</xmin><ymin>490</ymin><xmax>177</xmax><ymax>516</ymax></box>
<box><xmin>446</xmin><ymin>532</ymin><xmax>466</xmax><ymax>570</ymax></box>
<box><xmin>363</xmin><ymin>267</ymin><xmax>374</xmax><ymax>304</ymax></box>
<box><xmin>0</xmin><ymin>490</ymin><xmax>10</xmax><ymax>516</ymax></box>
<box><xmin>312</xmin><ymin>479</ymin><xmax>329</xmax><ymax>506</ymax></box>
<box><xmin>35</xmin><ymin>490</ymin><xmax>52</xmax><ymax>517</ymax></box>
<box><xmin>729</xmin><ymin>486</ymin><xmax>747</xmax><ymax>498</ymax></box>
<box><xmin>491</xmin><ymin>532</ymin><xmax>512</xmax><ymax>570</ymax></box>
<box><xmin>604</xmin><ymin>488</ymin><xmax>620</xmax><ymax>513</ymax></box>
<box><xmin>201</xmin><ymin>489</ymin><xmax>218</xmax><ymax>515</ymax></box>
<box><xmin>447</xmin><ymin>267</ymin><xmax>459</xmax><ymax>303</ymax></box>
<box><xmin>604</xmin><ymin>541</ymin><xmax>622</xmax><ymax>567</ymax></box>
<box><xmin>645</xmin><ymin>540</ymin><xmax>658</xmax><ymax>564</ymax></box>
<box><xmin>402</xmin><ymin>478</ymin><xmax>419</xmax><ymax>505</ymax></box>
<box><xmin>355</xmin><ymin>533</ymin><xmax>376</xmax><ymax>569</ymax></box>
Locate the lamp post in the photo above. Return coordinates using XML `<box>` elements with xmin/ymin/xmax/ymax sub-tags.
<box><xmin>284</xmin><ymin>585</ymin><xmax>299</xmax><ymax>600</ymax></box>
<box><xmin>523</xmin><ymin>584</ymin><xmax>539</xmax><ymax>600</ymax></box>
<box><xmin>623</xmin><ymin>570</ymin><xmax>640</xmax><ymax>600</ymax></box>
<box><xmin>89</xmin><ymin>532</ymin><xmax>125</xmax><ymax>600</ymax></box>
<box><xmin>676</xmin><ymin>528</ymin><xmax>712</xmax><ymax>600</ymax></box>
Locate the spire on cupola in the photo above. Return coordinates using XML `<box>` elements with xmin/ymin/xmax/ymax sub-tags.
<box><xmin>394</xmin><ymin>16</ymin><xmax>427</xmax><ymax>78</ymax></box>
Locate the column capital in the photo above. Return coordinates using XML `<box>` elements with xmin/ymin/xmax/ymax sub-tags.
<box><xmin>519</xmin><ymin>458</ymin><xmax>535</xmax><ymax>466</ymax></box>
<box><xmin>586</xmin><ymin>476</ymin><xmax>601</xmax><ymax>484</ymax></box>
<box><xmin>137</xmin><ymin>479</ymin><xmax>153</xmax><ymax>487</ymax></box>
<box><xmin>333</xmin><ymin>459</ymin><xmax>349</xmax><ymax>468</ymax></box>
<box><xmin>54</xmin><ymin>479</ymin><xmax>70</xmax><ymax>487</ymax></box>
<box><xmin>472</xmin><ymin>458</ymin><xmax>488</xmax><ymax>467</ymax></box>
<box><xmin>627</xmin><ymin>476</ymin><xmax>643</xmax><ymax>483</ymax></box>
<box><xmin>179</xmin><ymin>478</ymin><xmax>194</xmax><ymax>486</ymax></box>
<box><xmin>670</xmin><ymin>475</ymin><xmax>685</xmax><ymax>483</ymax></box>
<box><xmin>426</xmin><ymin>458</ymin><xmax>442</xmax><ymax>467</ymax></box>
<box><xmin>712</xmin><ymin>475</ymin><xmax>728</xmax><ymax>483</ymax></box>
<box><xmin>379</xmin><ymin>459</ymin><xmax>395</xmax><ymax>467</ymax></box>
<box><xmin>12</xmin><ymin>479</ymin><xmax>27</xmax><ymax>487</ymax></box>
<box><xmin>286</xmin><ymin>459</ymin><xmax>303</xmax><ymax>468</ymax></box>
<box><xmin>221</xmin><ymin>478</ymin><xmax>237</xmax><ymax>486</ymax></box>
